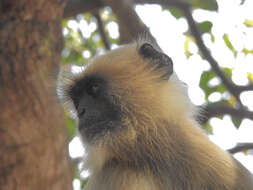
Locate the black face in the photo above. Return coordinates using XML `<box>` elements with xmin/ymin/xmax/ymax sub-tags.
<box><xmin>68</xmin><ymin>75</ymin><xmax>121</xmax><ymax>142</ymax></box>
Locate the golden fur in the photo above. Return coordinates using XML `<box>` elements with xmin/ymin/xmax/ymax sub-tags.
<box><xmin>59</xmin><ymin>41</ymin><xmax>253</xmax><ymax>190</ymax></box>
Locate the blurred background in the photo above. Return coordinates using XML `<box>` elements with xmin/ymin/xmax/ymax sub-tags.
<box><xmin>0</xmin><ymin>0</ymin><xmax>252</xmax><ymax>189</ymax></box>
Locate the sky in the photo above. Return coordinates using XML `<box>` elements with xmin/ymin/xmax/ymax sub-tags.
<box><xmin>67</xmin><ymin>0</ymin><xmax>253</xmax><ymax>189</ymax></box>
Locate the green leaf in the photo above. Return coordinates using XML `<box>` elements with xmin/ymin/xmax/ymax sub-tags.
<box><xmin>244</xmin><ymin>19</ymin><xmax>253</xmax><ymax>27</ymax></box>
<box><xmin>66</xmin><ymin>115</ymin><xmax>76</xmax><ymax>140</ymax></box>
<box><xmin>216</xmin><ymin>115</ymin><xmax>224</xmax><ymax>120</ymax></box>
<box><xmin>231</xmin><ymin>117</ymin><xmax>242</xmax><ymax>128</ymax></box>
<box><xmin>211</xmin><ymin>33</ymin><xmax>215</xmax><ymax>42</ymax></box>
<box><xmin>205</xmin><ymin>122</ymin><xmax>213</xmax><ymax>134</ymax></box>
<box><xmin>63</xmin><ymin>49</ymin><xmax>84</xmax><ymax>65</ymax></box>
<box><xmin>199</xmin><ymin>21</ymin><xmax>213</xmax><ymax>34</ymax></box>
<box><xmin>199</xmin><ymin>70</ymin><xmax>228</xmax><ymax>100</ymax></box>
<box><xmin>214</xmin><ymin>84</ymin><xmax>226</xmax><ymax>94</ymax></box>
<box><xmin>247</xmin><ymin>72</ymin><xmax>253</xmax><ymax>82</ymax></box>
<box><xmin>73</xmin><ymin>164</ymin><xmax>80</xmax><ymax>179</ymax></box>
<box><xmin>168</xmin><ymin>8</ymin><xmax>183</xmax><ymax>19</ymax></box>
<box><xmin>84</xmin><ymin>13</ymin><xmax>95</xmax><ymax>24</ymax></box>
<box><xmin>184</xmin><ymin>35</ymin><xmax>195</xmax><ymax>58</ymax></box>
<box><xmin>62</xmin><ymin>19</ymin><xmax>68</xmax><ymax>27</ymax></box>
<box><xmin>242</xmin><ymin>48</ymin><xmax>253</xmax><ymax>55</ymax></box>
<box><xmin>189</xmin><ymin>0</ymin><xmax>218</xmax><ymax>11</ymax></box>
<box><xmin>81</xmin><ymin>179</ymin><xmax>89</xmax><ymax>189</ymax></box>
<box><xmin>223</xmin><ymin>34</ymin><xmax>237</xmax><ymax>57</ymax></box>
<box><xmin>199</xmin><ymin>70</ymin><xmax>216</xmax><ymax>100</ymax></box>
<box><xmin>222</xmin><ymin>67</ymin><xmax>232</xmax><ymax>79</ymax></box>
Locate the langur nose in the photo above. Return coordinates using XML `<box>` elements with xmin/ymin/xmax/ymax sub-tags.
<box><xmin>78</xmin><ymin>108</ymin><xmax>86</xmax><ymax>117</ymax></box>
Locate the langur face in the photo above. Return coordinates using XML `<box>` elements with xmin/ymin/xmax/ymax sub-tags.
<box><xmin>68</xmin><ymin>75</ymin><xmax>121</xmax><ymax>142</ymax></box>
<box><xmin>66</xmin><ymin>42</ymin><xmax>173</xmax><ymax>143</ymax></box>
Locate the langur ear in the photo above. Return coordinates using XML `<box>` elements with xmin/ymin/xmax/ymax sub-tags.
<box><xmin>138</xmin><ymin>43</ymin><xmax>173</xmax><ymax>80</ymax></box>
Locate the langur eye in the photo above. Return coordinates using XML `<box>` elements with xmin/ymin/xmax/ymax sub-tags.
<box><xmin>86</xmin><ymin>83</ymin><xmax>100</xmax><ymax>97</ymax></box>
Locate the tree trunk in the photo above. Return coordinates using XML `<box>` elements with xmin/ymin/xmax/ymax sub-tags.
<box><xmin>0</xmin><ymin>0</ymin><xmax>73</xmax><ymax>189</ymax></box>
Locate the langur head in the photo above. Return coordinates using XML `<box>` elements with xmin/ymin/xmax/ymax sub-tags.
<box><xmin>57</xmin><ymin>39</ymin><xmax>195</xmax><ymax>147</ymax></box>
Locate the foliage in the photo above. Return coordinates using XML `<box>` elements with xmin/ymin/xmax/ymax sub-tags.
<box><xmin>166</xmin><ymin>0</ymin><xmax>217</xmax><ymax>18</ymax></box>
<box><xmin>65</xmin><ymin>114</ymin><xmax>76</xmax><ymax>140</ymax></box>
<box><xmin>189</xmin><ymin>0</ymin><xmax>218</xmax><ymax>10</ymax></box>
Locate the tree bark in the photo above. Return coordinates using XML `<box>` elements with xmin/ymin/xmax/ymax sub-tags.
<box><xmin>0</xmin><ymin>0</ymin><xmax>73</xmax><ymax>189</ymax></box>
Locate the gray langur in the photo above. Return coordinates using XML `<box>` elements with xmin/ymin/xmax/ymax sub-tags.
<box><xmin>58</xmin><ymin>37</ymin><xmax>253</xmax><ymax>190</ymax></box>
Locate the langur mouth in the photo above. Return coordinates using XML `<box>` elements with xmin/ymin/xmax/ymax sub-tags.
<box><xmin>78</xmin><ymin>120</ymin><xmax>114</xmax><ymax>141</ymax></box>
<box><xmin>79</xmin><ymin>120</ymin><xmax>108</xmax><ymax>130</ymax></box>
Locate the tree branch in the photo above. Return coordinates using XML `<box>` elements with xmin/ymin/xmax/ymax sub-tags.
<box><xmin>93</xmin><ymin>12</ymin><xmax>111</xmax><ymax>50</ymax></box>
<box><xmin>228</xmin><ymin>143</ymin><xmax>253</xmax><ymax>154</ymax></box>
<box><xmin>236</xmin><ymin>83</ymin><xmax>253</xmax><ymax>94</ymax></box>
<box><xmin>64</xmin><ymin>0</ymin><xmax>103</xmax><ymax>18</ymax></box>
<box><xmin>198</xmin><ymin>102</ymin><xmax>253</xmax><ymax>124</ymax></box>
<box><xmin>64</xmin><ymin>0</ymin><xmax>191</xmax><ymax>18</ymax></box>
<box><xmin>180</xmin><ymin>7</ymin><xmax>244</xmax><ymax>105</ymax></box>
<box><xmin>134</xmin><ymin>0</ymin><xmax>191</xmax><ymax>8</ymax></box>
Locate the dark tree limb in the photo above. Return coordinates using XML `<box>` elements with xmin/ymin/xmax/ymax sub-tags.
<box><xmin>198</xmin><ymin>103</ymin><xmax>253</xmax><ymax>125</ymax></box>
<box><xmin>180</xmin><ymin>6</ymin><xmax>253</xmax><ymax>105</ymax></box>
<box><xmin>64</xmin><ymin>0</ymin><xmax>191</xmax><ymax>18</ymax></box>
<box><xmin>236</xmin><ymin>83</ymin><xmax>253</xmax><ymax>93</ymax></box>
<box><xmin>228</xmin><ymin>143</ymin><xmax>253</xmax><ymax>154</ymax></box>
<box><xmin>64</xmin><ymin>0</ymin><xmax>103</xmax><ymax>18</ymax></box>
<box><xmin>63</xmin><ymin>0</ymin><xmax>190</xmax><ymax>43</ymax></box>
<box><xmin>135</xmin><ymin>0</ymin><xmax>191</xmax><ymax>8</ymax></box>
<box><xmin>93</xmin><ymin>12</ymin><xmax>111</xmax><ymax>50</ymax></box>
